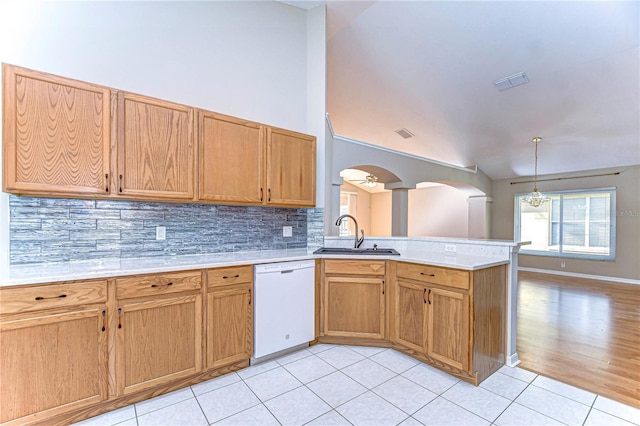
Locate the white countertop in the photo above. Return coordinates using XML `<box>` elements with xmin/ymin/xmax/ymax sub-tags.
<box><xmin>0</xmin><ymin>246</ymin><xmax>511</xmax><ymax>287</ymax></box>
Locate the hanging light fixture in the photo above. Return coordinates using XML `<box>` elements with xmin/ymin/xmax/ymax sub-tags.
<box><xmin>522</xmin><ymin>137</ymin><xmax>550</xmax><ymax>207</ymax></box>
<box><xmin>364</xmin><ymin>175</ymin><xmax>378</xmax><ymax>188</ymax></box>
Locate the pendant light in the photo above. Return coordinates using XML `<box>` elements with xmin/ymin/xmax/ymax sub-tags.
<box><xmin>522</xmin><ymin>137</ymin><xmax>550</xmax><ymax>207</ymax></box>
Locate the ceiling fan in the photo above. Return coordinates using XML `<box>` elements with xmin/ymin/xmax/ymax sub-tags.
<box><xmin>349</xmin><ymin>174</ymin><xmax>378</xmax><ymax>188</ymax></box>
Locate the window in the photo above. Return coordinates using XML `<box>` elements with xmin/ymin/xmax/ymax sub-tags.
<box><xmin>515</xmin><ymin>188</ymin><xmax>616</xmax><ymax>260</ymax></box>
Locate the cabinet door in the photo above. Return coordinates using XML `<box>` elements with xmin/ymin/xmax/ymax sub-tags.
<box><xmin>117</xmin><ymin>92</ymin><xmax>194</xmax><ymax>200</ymax></box>
<box><xmin>265</xmin><ymin>127</ymin><xmax>315</xmax><ymax>207</ymax></box>
<box><xmin>0</xmin><ymin>307</ymin><xmax>108</xmax><ymax>424</ymax></box>
<box><xmin>394</xmin><ymin>280</ymin><xmax>428</xmax><ymax>353</ymax></box>
<box><xmin>199</xmin><ymin>111</ymin><xmax>264</xmax><ymax>203</ymax></box>
<box><xmin>207</xmin><ymin>284</ymin><xmax>253</xmax><ymax>369</ymax></box>
<box><xmin>427</xmin><ymin>287</ymin><xmax>470</xmax><ymax>371</ymax></box>
<box><xmin>116</xmin><ymin>294</ymin><xmax>202</xmax><ymax>395</ymax></box>
<box><xmin>323</xmin><ymin>276</ymin><xmax>385</xmax><ymax>339</ymax></box>
<box><xmin>3</xmin><ymin>64</ymin><xmax>111</xmax><ymax>196</ymax></box>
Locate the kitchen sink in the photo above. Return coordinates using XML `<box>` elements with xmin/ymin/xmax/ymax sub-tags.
<box><xmin>313</xmin><ymin>247</ymin><xmax>400</xmax><ymax>256</ymax></box>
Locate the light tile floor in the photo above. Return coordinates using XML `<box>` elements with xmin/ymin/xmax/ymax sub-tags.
<box><xmin>75</xmin><ymin>345</ymin><xmax>640</xmax><ymax>426</ymax></box>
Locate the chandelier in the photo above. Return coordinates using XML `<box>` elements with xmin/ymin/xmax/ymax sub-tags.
<box><xmin>522</xmin><ymin>137</ymin><xmax>550</xmax><ymax>207</ymax></box>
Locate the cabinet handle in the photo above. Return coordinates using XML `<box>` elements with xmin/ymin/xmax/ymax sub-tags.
<box><xmin>119</xmin><ymin>174</ymin><xmax>123</xmax><ymax>193</ymax></box>
<box><xmin>428</xmin><ymin>289</ymin><xmax>431</xmax><ymax>304</ymax></box>
<box><xmin>105</xmin><ymin>173</ymin><xmax>109</xmax><ymax>192</ymax></box>
<box><xmin>381</xmin><ymin>280</ymin><xmax>385</xmax><ymax>295</ymax></box>
<box><xmin>223</xmin><ymin>275</ymin><xmax>240</xmax><ymax>279</ymax></box>
<box><xmin>260</xmin><ymin>188</ymin><xmax>263</xmax><ymax>202</ymax></box>
<box><xmin>423</xmin><ymin>288</ymin><xmax>427</xmax><ymax>304</ymax></box>
<box><xmin>117</xmin><ymin>308</ymin><xmax>122</xmax><ymax>329</ymax></box>
<box><xmin>420</xmin><ymin>272</ymin><xmax>436</xmax><ymax>277</ymax></box>
<box><xmin>35</xmin><ymin>294</ymin><xmax>67</xmax><ymax>301</ymax></box>
<box><xmin>151</xmin><ymin>282</ymin><xmax>173</xmax><ymax>288</ymax></box>
<box><xmin>268</xmin><ymin>188</ymin><xmax>271</xmax><ymax>202</ymax></box>
<box><xmin>101</xmin><ymin>310</ymin><xmax>106</xmax><ymax>332</ymax></box>
<box><xmin>248</xmin><ymin>289</ymin><xmax>252</xmax><ymax>305</ymax></box>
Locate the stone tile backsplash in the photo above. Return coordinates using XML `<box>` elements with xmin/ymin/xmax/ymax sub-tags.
<box><xmin>9</xmin><ymin>195</ymin><xmax>324</xmax><ymax>265</ymax></box>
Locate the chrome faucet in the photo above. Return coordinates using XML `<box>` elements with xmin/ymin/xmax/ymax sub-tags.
<box><xmin>335</xmin><ymin>214</ymin><xmax>365</xmax><ymax>248</ymax></box>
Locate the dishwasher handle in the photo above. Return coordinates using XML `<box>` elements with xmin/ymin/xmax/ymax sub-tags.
<box><xmin>281</xmin><ymin>270</ymin><xmax>294</xmax><ymax>274</ymax></box>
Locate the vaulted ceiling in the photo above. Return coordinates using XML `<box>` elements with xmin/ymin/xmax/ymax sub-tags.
<box><xmin>315</xmin><ymin>1</ymin><xmax>639</xmax><ymax>180</ymax></box>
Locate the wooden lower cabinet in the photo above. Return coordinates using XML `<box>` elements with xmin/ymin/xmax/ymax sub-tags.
<box><xmin>207</xmin><ymin>283</ymin><xmax>253</xmax><ymax>369</ymax></box>
<box><xmin>0</xmin><ymin>306</ymin><xmax>108</xmax><ymax>425</ymax></box>
<box><xmin>116</xmin><ymin>293</ymin><xmax>202</xmax><ymax>395</ymax></box>
<box><xmin>427</xmin><ymin>287</ymin><xmax>470</xmax><ymax>371</ymax></box>
<box><xmin>321</xmin><ymin>260</ymin><xmax>386</xmax><ymax>341</ymax></box>
<box><xmin>394</xmin><ymin>279</ymin><xmax>428</xmax><ymax>353</ymax></box>
<box><xmin>392</xmin><ymin>262</ymin><xmax>505</xmax><ymax>384</ymax></box>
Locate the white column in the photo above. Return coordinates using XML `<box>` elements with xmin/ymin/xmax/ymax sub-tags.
<box><xmin>326</xmin><ymin>179</ymin><xmax>344</xmax><ymax>236</ymax></box>
<box><xmin>391</xmin><ymin>188</ymin><xmax>409</xmax><ymax>237</ymax></box>
<box><xmin>468</xmin><ymin>196</ymin><xmax>492</xmax><ymax>239</ymax></box>
<box><xmin>505</xmin><ymin>245</ymin><xmax>522</xmax><ymax>366</ymax></box>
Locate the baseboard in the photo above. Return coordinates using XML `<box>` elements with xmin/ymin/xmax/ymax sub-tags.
<box><xmin>518</xmin><ymin>267</ymin><xmax>640</xmax><ymax>285</ymax></box>
<box><xmin>506</xmin><ymin>352</ymin><xmax>521</xmax><ymax>368</ymax></box>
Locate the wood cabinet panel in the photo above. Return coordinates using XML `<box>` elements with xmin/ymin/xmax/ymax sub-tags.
<box><xmin>0</xmin><ymin>280</ymin><xmax>107</xmax><ymax>315</ymax></box>
<box><xmin>396</xmin><ymin>262</ymin><xmax>469</xmax><ymax>290</ymax></box>
<box><xmin>117</xmin><ymin>92</ymin><xmax>194</xmax><ymax>200</ymax></box>
<box><xmin>427</xmin><ymin>287</ymin><xmax>470</xmax><ymax>371</ymax></box>
<box><xmin>207</xmin><ymin>284</ymin><xmax>253</xmax><ymax>369</ymax></box>
<box><xmin>0</xmin><ymin>307</ymin><xmax>108</xmax><ymax>424</ymax></box>
<box><xmin>199</xmin><ymin>111</ymin><xmax>264</xmax><ymax>203</ymax></box>
<box><xmin>116</xmin><ymin>294</ymin><xmax>202</xmax><ymax>395</ymax></box>
<box><xmin>323</xmin><ymin>276</ymin><xmax>385</xmax><ymax>339</ymax></box>
<box><xmin>323</xmin><ymin>259</ymin><xmax>385</xmax><ymax>276</ymax></box>
<box><xmin>3</xmin><ymin>64</ymin><xmax>111</xmax><ymax>196</ymax></box>
<box><xmin>394</xmin><ymin>280</ymin><xmax>428</xmax><ymax>353</ymax></box>
<box><xmin>207</xmin><ymin>265</ymin><xmax>253</xmax><ymax>288</ymax></box>
<box><xmin>265</xmin><ymin>127</ymin><xmax>315</xmax><ymax>207</ymax></box>
<box><xmin>116</xmin><ymin>270</ymin><xmax>201</xmax><ymax>299</ymax></box>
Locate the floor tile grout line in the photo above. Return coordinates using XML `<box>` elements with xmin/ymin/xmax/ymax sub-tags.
<box><xmin>528</xmin><ymin>382</ymin><xmax>598</xmax><ymax>408</ymax></box>
<box><xmin>188</xmin><ymin>384</ymin><xmax>212</xmax><ymax>425</ymax></box>
<box><xmin>506</xmin><ymin>379</ymin><xmax>577</xmax><ymax>425</ymax></box>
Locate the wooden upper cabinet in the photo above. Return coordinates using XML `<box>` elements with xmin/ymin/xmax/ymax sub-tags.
<box><xmin>2</xmin><ymin>64</ymin><xmax>111</xmax><ymax>196</ymax></box>
<box><xmin>199</xmin><ymin>111</ymin><xmax>264</xmax><ymax>204</ymax></box>
<box><xmin>266</xmin><ymin>127</ymin><xmax>316</xmax><ymax>207</ymax></box>
<box><xmin>117</xmin><ymin>92</ymin><xmax>195</xmax><ymax>200</ymax></box>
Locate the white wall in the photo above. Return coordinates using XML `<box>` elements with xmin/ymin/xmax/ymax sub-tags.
<box><xmin>408</xmin><ymin>185</ymin><xmax>469</xmax><ymax>238</ymax></box>
<box><xmin>0</xmin><ymin>1</ymin><xmax>326</xmax><ymax>268</ymax></box>
<box><xmin>0</xmin><ymin>1</ymin><xmax>313</xmax><ymax>131</ymax></box>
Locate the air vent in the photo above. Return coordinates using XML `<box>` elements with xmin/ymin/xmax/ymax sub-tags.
<box><xmin>395</xmin><ymin>128</ymin><xmax>414</xmax><ymax>139</ymax></box>
<box><xmin>494</xmin><ymin>72</ymin><xmax>529</xmax><ymax>91</ymax></box>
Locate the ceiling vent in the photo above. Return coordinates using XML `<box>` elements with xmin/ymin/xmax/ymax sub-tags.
<box><xmin>494</xmin><ymin>72</ymin><xmax>529</xmax><ymax>91</ymax></box>
<box><xmin>395</xmin><ymin>128</ymin><xmax>415</xmax><ymax>139</ymax></box>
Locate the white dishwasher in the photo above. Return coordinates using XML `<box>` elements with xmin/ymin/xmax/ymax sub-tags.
<box><xmin>253</xmin><ymin>260</ymin><xmax>315</xmax><ymax>362</ymax></box>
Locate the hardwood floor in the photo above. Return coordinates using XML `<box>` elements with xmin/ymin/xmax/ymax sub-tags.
<box><xmin>517</xmin><ymin>271</ymin><xmax>640</xmax><ymax>408</ymax></box>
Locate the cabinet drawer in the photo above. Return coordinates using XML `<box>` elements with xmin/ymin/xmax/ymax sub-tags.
<box><xmin>207</xmin><ymin>265</ymin><xmax>253</xmax><ymax>288</ymax></box>
<box><xmin>0</xmin><ymin>280</ymin><xmax>107</xmax><ymax>315</ymax></box>
<box><xmin>323</xmin><ymin>259</ymin><xmax>385</xmax><ymax>276</ymax></box>
<box><xmin>396</xmin><ymin>262</ymin><xmax>469</xmax><ymax>290</ymax></box>
<box><xmin>116</xmin><ymin>271</ymin><xmax>201</xmax><ymax>299</ymax></box>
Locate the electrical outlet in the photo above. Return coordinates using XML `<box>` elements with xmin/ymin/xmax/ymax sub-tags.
<box><xmin>444</xmin><ymin>244</ymin><xmax>457</xmax><ymax>253</ymax></box>
<box><xmin>561</xmin><ymin>261</ymin><xmax>566</xmax><ymax>268</ymax></box>
<box><xmin>283</xmin><ymin>226</ymin><xmax>293</xmax><ymax>237</ymax></box>
<box><xmin>155</xmin><ymin>226</ymin><xmax>166</xmax><ymax>241</ymax></box>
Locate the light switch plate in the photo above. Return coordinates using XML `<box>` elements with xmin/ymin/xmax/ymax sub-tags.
<box><xmin>156</xmin><ymin>226</ymin><xmax>166</xmax><ymax>240</ymax></box>
<box><xmin>444</xmin><ymin>244</ymin><xmax>456</xmax><ymax>253</ymax></box>
<box><xmin>283</xmin><ymin>226</ymin><xmax>293</xmax><ymax>237</ymax></box>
